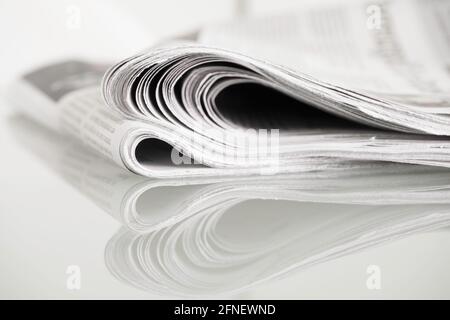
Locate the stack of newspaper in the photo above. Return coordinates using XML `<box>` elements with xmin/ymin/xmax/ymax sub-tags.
<box><xmin>9</xmin><ymin>0</ymin><xmax>450</xmax><ymax>178</ymax></box>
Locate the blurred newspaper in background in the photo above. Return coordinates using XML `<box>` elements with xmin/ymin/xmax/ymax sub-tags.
<box><xmin>8</xmin><ymin>0</ymin><xmax>450</xmax><ymax>178</ymax></box>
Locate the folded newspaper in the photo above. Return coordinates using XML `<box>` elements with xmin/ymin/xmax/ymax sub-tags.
<box><xmin>9</xmin><ymin>0</ymin><xmax>450</xmax><ymax>178</ymax></box>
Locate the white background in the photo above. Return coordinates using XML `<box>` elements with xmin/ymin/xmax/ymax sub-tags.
<box><xmin>0</xmin><ymin>0</ymin><xmax>450</xmax><ymax>299</ymax></box>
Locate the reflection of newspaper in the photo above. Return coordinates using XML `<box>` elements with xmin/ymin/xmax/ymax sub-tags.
<box><xmin>9</xmin><ymin>0</ymin><xmax>450</xmax><ymax>178</ymax></box>
<box><xmin>107</xmin><ymin>204</ymin><xmax>450</xmax><ymax>298</ymax></box>
<box><xmin>10</xmin><ymin>115</ymin><xmax>450</xmax><ymax>297</ymax></box>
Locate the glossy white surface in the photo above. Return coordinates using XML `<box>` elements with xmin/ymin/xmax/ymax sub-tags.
<box><xmin>1</xmin><ymin>0</ymin><xmax>450</xmax><ymax>299</ymax></box>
